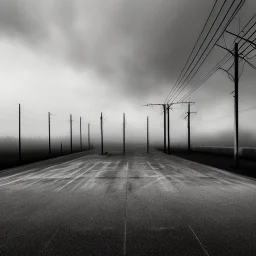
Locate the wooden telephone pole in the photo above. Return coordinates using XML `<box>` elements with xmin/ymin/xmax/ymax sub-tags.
<box><xmin>147</xmin><ymin>116</ymin><xmax>149</xmax><ymax>153</ymax></box>
<box><xmin>80</xmin><ymin>117</ymin><xmax>82</xmax><ymax>151</ymax></box>
<box><xmin>163</xmin><ymin>105</ymin><xmax>167</xmax><ymax>153</ymax></box>
<box><xmin>234</xmin><ymin>43</ymin><xmax>239</xmax><ymax>167</ymax></box>
<box><xmin>215</xmin><ymin>27</ymin><xmax>256</xmax><ymax>167</ymax></box>
<box><xmin>61</xmin><ymin>142</ymin><xmax>63</xmax><ymax>156</ymax></box>
<box><xmin>70</xmin><ymin>114</ymin><xmax>73</xmax><ymax>153</ymax></box>
<box><xmin>48</xmin><ymin>112</ymin><xmax>51</xmax><ymax>155</ymax></box>
<box><xmin>144</xmin><ymin>104</ymin><xmax>167</xmax><ymax>153</ymax></box>
<box><xmin>167</xmin><ymin>105</ymin><xmax>170</xmax><ymax>154</ymax></box>
<box><xmin>88</xmin><ymin>123</ymin><xmax>91</xmax><ymax>150</ymax></box>
<box><xmin>100</xmin><ymin>113</ymin><xmax>103</xmax><ymax>155</ymax></box>
<box><xmin>123</xmin><ymin>113</ymin><xmax>125</xmax><ymax>155</ymax></box>
<box><xmin>19</xmin><ymin>103</ymin><xmax>21</xmax><ymax>162</ymax></box>
<box><xmin>215</xmin><ymin>26</ymin><xmax>256</xmax><ymax>167</ymax></box>
<box><xmin>182</xmin><ymin>102</ymin><xmax>196</xmax><ymax>152</ymax></box>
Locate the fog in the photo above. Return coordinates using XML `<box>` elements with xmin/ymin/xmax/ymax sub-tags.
<box><xmin>0</xmin><ymin>0</ymin><xmax>256</xmax><ymax>150</ymax></box>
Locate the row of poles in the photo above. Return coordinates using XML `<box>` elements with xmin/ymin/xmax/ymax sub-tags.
<box><xmin>17</xmin><ymin>104</ymin><xmax>92</xmax><ymax>161</ymax></box>
<box><xmin>99</xmin><ymin>112</ymin><xmax>150</xmax><ymax>155</ymax></box>
<box><xmin>144</xmin><ymin>102</ymin><xmax>196</xmax><ymax>154</ymax></box>
<box><xmin>15</xmin><ymin>42</ymin><xmax>240</xmax><ymax>165</ymax></box>
<box><xmin>98</xmin><ymin>103</ymin><xmax>195</xmax><ymax>156</ymax></box>
<box><xmin>146</xmin><ymin>40</ymin><xmax>247</xmax><ymax>168</ymax></box>
<box><xmin>67</xmin><ymin>114</ymin><xmax>91</xmax><ymax>154</ymax></box>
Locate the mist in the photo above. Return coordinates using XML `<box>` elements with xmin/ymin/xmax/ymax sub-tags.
<box><xmin>0</xmin><ymin>0</ymin><xmax>256</xmax><ymax>150</ymax></box>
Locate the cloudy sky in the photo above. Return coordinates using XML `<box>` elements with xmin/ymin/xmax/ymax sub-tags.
<box><xmin>0</xmin><ymin>0</ymin><xmax>256</xmax><ymax>149</ymax></box>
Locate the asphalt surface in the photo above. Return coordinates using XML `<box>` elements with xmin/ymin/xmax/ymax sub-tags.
<box><xmin>1</xmin><ymin>149</ymin><xmax>256</xmax><ymax>256</ymax></box>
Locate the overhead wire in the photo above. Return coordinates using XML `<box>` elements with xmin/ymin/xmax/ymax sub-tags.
<box><xmin>166</xmin><ymin>0</ymin><xmax>227</xmax><ymax>103</ymax></box>
<box><xmin>164</xmin><ymin>0</ymin><xmax>219</xmax><ymax>104</ymax></box>
<box><xmin>167</xmin><ymin>0</ymin><xmax>243</xmax><ymax>103</ymax></box>
<box><xmin>178</xmin><ymin>13</ymin><xmax>256</xmax><ymax>102</ymax></box>
<box><xmin>169</xmin><ymin>0</ymin><xmax>245</xmax><ymax>103</ymax></box>
<box><xmin>177</xmin><ymin>53</ymin><xmax>232</xmax><ymax>102</ymax></box>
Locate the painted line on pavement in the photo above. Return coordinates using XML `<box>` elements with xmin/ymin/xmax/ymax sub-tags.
<box><xmin>189</xmin><ymin>225</ymin><xmax>210</xmax><ymax>256</ymax></box>
<box><xmin>0</xmin><ymin>160</ymin><xmax>83</xmax><ymax>186</ymax></box>
<box><xmin>135</xmin><ymin>177</ymin><xmax>162</xmax><ymax>193</ymax></box>
<box><xmin>22</xmin><ymin>163</ymin><xmax>92</xmax><ymax>189</ymax></box>
<box><xmin>0</xmin><ymin>153</ymin><xmax>96</xmax><ymax>182</ymax></box>
<box><xmin>5</xmin><ymin>161</ymin><xmax>85</xmax><ymax>188</ymax></box>
<box><xmin>57</xmin><ymin>162</ymin><xmax>99</xmax><ymax>191</ymax></box>
<box><xmin>146</xmin><ymin>161</ymin><xmax>169</xmax><ymax>191</ymax></box>
<box><xmin>42</xmin><ymin>227</ymin><xmax>60</xmax><ymax>251</ymax></box>
<box><xmin>79</xmin><ymin>162</ymin><xmax>112</xmax><ymax>190</ymax></box>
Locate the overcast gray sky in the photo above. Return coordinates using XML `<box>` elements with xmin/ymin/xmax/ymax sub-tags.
<box><xmin>0</xmin><ymin>0</ymin><xmax>256</xmax><ymax>148</ymax></box>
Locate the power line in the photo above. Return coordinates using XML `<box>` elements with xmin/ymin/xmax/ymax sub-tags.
<box><xmin>178</xmin><ymin>54</ymin><xmax>231</xmax><ymax>102</ymax></box>
<box><xmin>166</xmin><ymin>0</ymin><xmax>245</xmax><ymax>103</ymax></box>
<box><xmin>178</xmin><ymin>16</ymin><xmax>256</xmax><ymax>102</ymax></box>
<box><xmin>166</xmin><ymin>0</ymin><xmax>227</xmax><ymax>103</ymax></box>
<box><xmin>169</xmin><ymin>0</ymin><xmax>245</xmax><ymax>103</ymax></box>
<box><xmin>164</xmin><ymin>0</ymin><xmax>219</xmax><ymax>104</ymax></box>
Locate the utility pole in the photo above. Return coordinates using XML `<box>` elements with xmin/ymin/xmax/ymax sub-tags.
<box><xmin>61</xmin><ymin>142</ymin><xmax>63</xmax><ymax>156</ymax></box>
<box><xmin>88</xmin><ymin>123</ymin><xmax>90</xmax><ymax>150</ymax></box>
<box><xmin>167</xmin><ymin>105</ymin><xmax>170</xmax><ymax>154</ymax></box>
<box><xmin>215</xmin><ymin>30</ymin><xmax>255</xmax><ymax>168</ymax></box>
<box><xmin>188</xmin><ymin>103</ymin><xmax>191</xmax><ymax>152</ymax></box>
<box><xmin>100</xmin><ymin>113</ymin><xmax>103</xmax><ymax>155</ymax></box>
<box><xmin>70</xmin><ymin>114</ymin><xmax>73</xmax><ymax>154</ymax></box>
<box><xmin>176</xmin><ymin>102</ymin><xmax>196</xmax><ymax>152</ymax></box>
<box><xmin>234</xmin><ymin>43</ymin><xmax>239</xmax><ymax>167</ymax></box>
<box><xmin>19</xmin><ymin>103</ymin><xmax>21</xmax><ymax>162</ymax></box>
<box><xmin>123</xmin><ymin>113</ymin><xmax>125</xmax><ymax>155</ymax></box>
<box><xmin>147</xmin><ymin>116</ymin><xmax>149</xmax><ymax>153</ymax></box>
<box><xmin>143</xmin><ymin>103</ymin><xmax>170</xmax><ymax>153</ymax></box>
<box><xmin>163</xmin><ymin>105</ymin><xmax>167</xmax><ymax>153</ymax></box>
<box><xmin>145</xmin><ymin>102</ymin><xmax>195</xmax><ymax>153</ymax></box>
<box><xmin>80</xmin><ymin>116</ymin><xmax>82</xmax><ymax>151</ymax></box>
<box><xmin>216</xmin><ymin>28</ymin><xmax>256</xmax><ymax>168</ymax></box>
<box><xmin>182</xmin><ymin>102</ymin><xmax>196</xmax><ymax>152</ymax></box>
<box><xmin>48</xmin><ymin>112</ymin><xmax>51</xmax><ymax>155</ymax></box>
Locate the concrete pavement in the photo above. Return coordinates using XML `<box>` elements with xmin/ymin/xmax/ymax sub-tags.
<box><xmin>1</xmin><ymin>149</ymin><xmax>256</xmax><ymax>255</ymax></box>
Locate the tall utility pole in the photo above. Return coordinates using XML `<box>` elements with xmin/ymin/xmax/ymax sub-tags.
<box><xmin>143</xmin><ymin>103</ymin><xmax>169</xmax><ymax>153</ymax></box>
<box><xmin>80</xmin><ymin>116</ymin><xmax>82</xmax><ymax>151</ymax></box>
<box><xmin>234</xmin><ymin>43</ymin><xmax>239</xmax><ymax>167</ymax></box>
<box><xmin>70</xmin><ymin>114</ymin><xmax>73</xmax><ymax>153</ymax></box>
<box><xmin>183</xmin><ymin>102</ymin><xmax>196</xmax><ymax>152</ymax></box>
<box><xmin>19</xmin><ymin>103</ymin><xmax>21</xmax><ymax>162</ymax></box>
<box><xmin>167</xmin><ymin>105</ymin><xmax>170</xmax><ymax>154</ymax></box>
<box><xmin>216</xmin><ymin>28</ymin><xmax>256</xmax><ymax>167</ymax></box>
<box><xmin>188</xmin><ymin>103</ymin><xmax>191</xmax><ymax>152</ymax></box>
<box><xmin>88</xmin><ymin>123</ymin><xmax>90</xmax><ymax>150</ymax></box>
<box><xmin>48</xmin><ymin>112</ymin><xmax>51</xmax><ymax>155</ymax></box>
<box><xmin>163</xmin><ymin>105</ymin><xmax>167</xmax><ymax>153</ymax></box>
<box><xmin>145</xmin><ymin>102</ymin><xmax>195</xmax><ymax>153</ymax></box>
<box><xmin>147</xmin><ymin>116</ymin><xmax>149</xmax><ymax>153</ymax></box>
<box><xmin>61</xmin><ymin>142</ymin><xmax>63</xmax><ymax>156</ymax></box>
<box><xmin>123</xmin><ymin>113</ymin><xmax>125</xmax><ymax>155</ymax></box>
<box><xmin>100</xmin><ymin>113</ymin><xmax>103</xmax><ymax>155</ymax></box>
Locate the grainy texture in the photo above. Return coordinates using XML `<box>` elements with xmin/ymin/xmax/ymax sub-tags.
<box><xmin>1</xmin><ymin>149</ymin><xmax>256</xmax><ymax>255</ymax></box>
